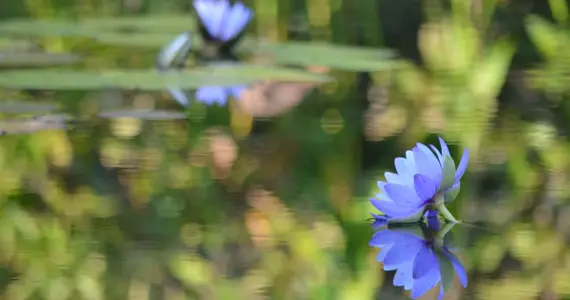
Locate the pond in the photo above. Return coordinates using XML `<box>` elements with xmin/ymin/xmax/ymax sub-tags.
<box><xmin>0</xmin><ymin>0</ymin><xmax>569</xmax><ymax>299</ymax></box>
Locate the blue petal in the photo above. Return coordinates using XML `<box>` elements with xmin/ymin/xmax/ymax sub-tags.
<box><xmin>370</xmin><ymin>213</ymin><xmax>388</xmax><ymax>230</ymax></box>
<box><xmin>196</xmin><ymin>86</ymin><xmax>228</xmax><ymax>105</ymax></box>
<box><xmin>369</xmin><ymin>229</ymin><xmax>400</xmax><ymax>247</ymax></box>
<box><xmin>430</xmin><ymin>144</ymin><xmax>444</xmax><ymax>166</ymax></box>
<box><xmin>413</xmin><ymin>174</ymin><xmax>437</xmax><ymax>201</ymax></box>
<box><xmin>411</xmin><ymin>268</ymin><xmax>440</xmax><ymax>298</ymax></box>
<box><xmin>370</xmin><ymin>199</ymin><xmax>409</xmax><ymax>217</ymax></box>
<box><xmin>375</xmin><ymin>181</ymin><xmax>395</xmax><ymax>201</ymax></box>
<box><xmin>413</xmin><ymin>144</ymin><xmax>441</xmax><ymax>184</ymax></box>
<box><xmin>219</xmin><ymin>2</ymin><xmax>253</xmax><ymax>41</ymax></box>
<box><xmin>383</xmin><ymin>235</ymin><xmax>424</xmax><ymax>267</ymax></box>
<box><xmin>385</xmin><ymin>183</ymin><xmax>424</xmax><ymax>209</ymax></box>
<box><xmin>385</xmin><ymin>172</ymin><xmax>405</xmax><ymax>185</ymax></box>
<box><xmin>425</xmin><ymin>210</ymin><xmax>441</xmax><ymax>231</ymax></box>
<box><xmin>230</xmin><ymin>85</ymin><xmax>246</xmax><ymax>99</ymax></box>
<box><xmin>454</xmin><ymin>148</ymin><xmax>470</xmax><ymax>182</ymax></box>
<box><xmin>413</xmin><ymin>245</ymin><xmax>438</xmax><ymax>279</ymax></box>
<box><xmin>445</xmin><ymin>249</ymin><xmax>468</xmax><ymax>287</ymax></box>
<box><xmin>376</xmin><ymin>245</ymin><xmax>393</xmax><ymax>262</ymax></box>
<box><xmin>393</xmin><ymin>260</ymin><xmax>414</xmax><ymax>288</ymax></box>
<box><xmin>394</xmin><ymin>157</ymin><xmax>409</xmax><ymax>175</ymax></box>
<box><xmin>394</xmin><ymin>157</ymin><xmax>415</xmax><ymax>187</ymax></box>
<box><xmin>193</xmin><ymin>0</ymin><xmax>227</xmax><ymax>38</ymax></box>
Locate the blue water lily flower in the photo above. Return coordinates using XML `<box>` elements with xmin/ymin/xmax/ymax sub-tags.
<box><xmin>193</xmin><ymin>0</ymin><xmax>253</xmax><ymax>42</ymax></box>
<box><xmin>196</xmin><ymin>85</ymin><xmax>245</xmax><ymax>106</ymax></box>
<box><xmin>370</xmin><ymin>137</ymin><xmax>469</xmax><ymax>223</ymax></box>
<box><xmin>369</xmin><ymin>222</ymin><xmax>467</xmax><ymax>299</ymax></box>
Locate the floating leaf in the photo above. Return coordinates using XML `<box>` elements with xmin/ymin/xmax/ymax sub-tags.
<box><xmin>93</xmin><ymin>32</ymin><xmax>198</xmax><ymax>48</ymax></box>
<box><xmin>0</xmin><ymin>101</ymin><xmax>59</xmax><ymax>113</ymax></box>
<box><xmin>0</xmin><ymin>116</ymin><xmax>67</xmax><ymax>135</ymax></box>
<box><xmin>0</xmin><ymin>52</ymin><xmax>82</xmax><ymax>67</ymax></box>
<box><xmin>80</xmin><ymin>15</ymin><xmax>196</xmax><ymax>33</ymax></box>
<box><xmin>0</xmin><ymin>39</ymin><xmax>37</xmax><ymax>52</ymax></box>
<box><xmin>0</xmin><ymin>16</ymin><xmax>196</xmax><ymax>38</ymax></box>
<box><xmin>0</xmin><ymin>64</ymin><xmax>330</xmax><ymax>90</ymax></box>
<box><xmin>254</xmin><ymin>41</ymin><xmax>398</xmax><ymax>71</ymax></box>
<box><xmin>0</xmin><ymin>19</ymin><xmax>97</xmax><ymax>37</ymax></box>
<box><xmin>201</xmin><ymin>62</ymin><xmax>332</xmax><ymax>82</ymax></box>
<box><xmin>98</xmin><ymin>109</ymin><xmax>186</xmax><ymax>120</ymax></box>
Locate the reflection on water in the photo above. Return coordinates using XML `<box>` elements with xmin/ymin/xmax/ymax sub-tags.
<box><xmin>370</xmin><ymin>214</ymin><xmax>467</xmax><ymax>299</ymax></box>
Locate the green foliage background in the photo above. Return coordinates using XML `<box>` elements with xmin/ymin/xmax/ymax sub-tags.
<box><xmin>1</xmin><ymin>0</ymin><xmax>570</xmax><ymax>299</ymax></box>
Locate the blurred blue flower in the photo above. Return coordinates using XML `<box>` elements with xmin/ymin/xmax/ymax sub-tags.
<box><xmin>370</xmin><ymin>137</ymin><xmax>469</xmax><ymax>223</ymax></box>
<box><xmin>369</xmin><ymin>222</ymin><xmax>467</xmax><ymax>299</ymax></box>
<box><xmin>193</xmin><ymin>0</ymin><xmax>253</xmax><ymax>42</ymax></box>
<box><xmin>196</xmin><ymin>85</ymin><xmax>245</xmax><ymax>106</ymax></box>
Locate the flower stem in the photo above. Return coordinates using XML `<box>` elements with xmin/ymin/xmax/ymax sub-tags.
<box><xmin>436</xmin><ymin>202</ymin><xmax>461</xmax><ymax>223</ymax></box>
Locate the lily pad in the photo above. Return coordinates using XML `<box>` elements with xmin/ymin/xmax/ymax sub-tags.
<box><xmin>92</xmin><ymin>32</ymin><xmax>258</xmax><ymax>51</ymax></box>
<box><xmin>0</xmin><ymin>15</ymin><xmax>196</xmax><ymax>38</ymax></box>
<box><xmin>99</xmin><ymin>109</ymin><xmax>186</xmax><ymax>120</ymax></box>
<box><xmin>254</xmin><ymin>41</ymin><xmax>399</xmax><ymax>71</ymax></box>
<box><xmin>0</xmin><ymin>52</ymin><xmax>82</xmax><ymax>67</ymax></box>
<box><xmin>0</xmin><ymin>39</ymin><xmax>37</xmax><ymax>52</ymax></box>
<box><xmin>0</xmin><ymin>19</ymin><xmax>97</xmax><ymax>37</ymax></box>
<box><xmin>0</xmin><ymin>116</ymin><xmax>67</xmax><ymax>135</ymax></box>
<box><xmin>198</xmin><ymin>62</ymin><xmax>332</xmax><ymax>82</ymax></box>
<box><xmin>81</xmin><ymin>15</ymin><xmax>196</xmax><ymax>33</ymax></box>
<box><xmin>0</xmin><ymin>101</ymin><xmax>59</xmax><ymax>113</ymax></box>
<box><xmin>0</xmin><ymin>64</ymin><xmax>329</xmax><ymax>90</ymax></box>
<box><xmin>93</xmin><ymin>32</ymin><xmax>189</xmax><ymax>48</ymax></box>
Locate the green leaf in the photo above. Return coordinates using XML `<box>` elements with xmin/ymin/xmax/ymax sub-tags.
<box><xmin>0</xmin><ymin>15</ymin><xmax>196</xmax><ymax>38</ymax></box>
<box><xmin>0</xmin><ymin>101</ymin><xmax>59</xmax><ymax>114</ymax></box>
<box><xmin>440</xmin><ymin>155</ymin><xmax>456</xmax><ymax>191</ymax></box>
<box><xmin>436</xmin><ymin>249</ymin><xmax>455</xmax><ymax>292</ymax></box>
<box><xmin>253</xmin><ymin>41</ymin><xmax>399</xmax><ymax>71</ymax></box>
<box><xmin>0</xmin><ymin>38</ymin><xmax>36</xmax><ymax>52</ymax></box>
<box><xmin>0</xmin><ymin>19</ymin><xmax>98</xmax><ymax>37</ymax></box>
<box><xmin>549</xmin><ymin>0</ymin><xmax>569</xmax><ymax>24</ymax></box>
<box><xmin>0</xmin><ymin>64</ymin><xmax>330</xmax><ymax>90</ymax></box>
<box><xmin>525</xmin><ymin>16</ymin><xmax>560</xmax><ymax>60</ymax></box>
<box><xmin>470</xmin><ymin>38</ymin><xmax>515</xmax><ymax>100</ymax></box>
<box><xmin>80</xmin><ymin>15</ymin><xmax>196</xmax><ymax>33</ymax></box>
<box><xmin>444</xmin><ymin>186</ymin><xmax>460</xmax><ymax>203</ymax></box>
<box><xmin>98</xmin><ymin>110</ymin><xmax>186</xmax><ymax>120</ymax></box>
<box><xmin>0</xmin><ymin>52</ymin><xmax>82</xmax><ymax>67</ymax></box>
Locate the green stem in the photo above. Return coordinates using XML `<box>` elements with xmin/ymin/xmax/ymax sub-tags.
<box><xmin>436</xmin><ymin>202</ymin><xmax>461</xmax><ymax>223</ymax></box>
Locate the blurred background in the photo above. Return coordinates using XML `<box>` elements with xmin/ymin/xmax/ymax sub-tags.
<box><xmin>1</xmin><ymin>0</ymin><xmax>570</xmax><ymax>299</ymax></box>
